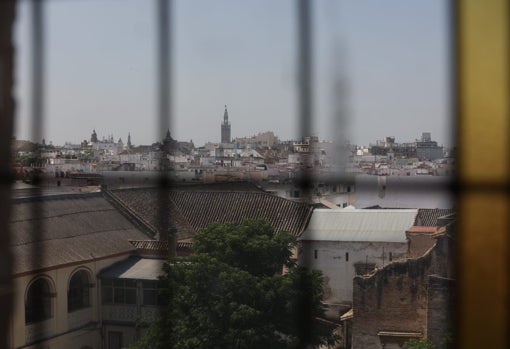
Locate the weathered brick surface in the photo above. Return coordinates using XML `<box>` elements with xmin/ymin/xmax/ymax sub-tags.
<box><xmin>427</xmin><ymin>275</ymin><xmax>455</xmax><ymax>348</ymax></box>
<box><xmin>352</xmin><ymin>254</ymin><xmax>433</xmax><ymax>348</ymax></box>
<box><xmin>352</xmin><ymin>224</ymin><xmax>454</xmax><ymax>349</ymax></box>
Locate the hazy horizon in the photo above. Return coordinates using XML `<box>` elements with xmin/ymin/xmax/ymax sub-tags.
<box><xmin>13</xmin><ymin>0</ymin><xmax>452</xmax><ymax>148</ymax></box>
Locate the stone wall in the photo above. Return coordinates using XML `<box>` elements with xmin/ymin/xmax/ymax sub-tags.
<box><xmin>352</xmin><ymin>253</ymin><xmax>434</xmax><ymax>349</ymax></box>
<box><xmin>427</xmin><ymin>275</ymin><xmax>455</xmax><ymax>348</ymax></box>
<box><xmin>351</xmin><ymin>226</ymin><xmax>454</xmax><ymax>349</ymax></box>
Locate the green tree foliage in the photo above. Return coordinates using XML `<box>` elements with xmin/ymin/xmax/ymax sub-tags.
<box><xmin>439</xmin><ymin>333</ymin><xmax>454</xmax><ymax>349</ymax></box>
<box><xmin>403</xmin><ymin>334</ymin><xmax>454</xmax><ymax>349</ymax></box>
<box><xmin>404</xmin><ymin>338</ymin><xmax>434</xmax><ymax>349</ymax></box>
<box><xmin>130</xmin><ymin>220</ymin><xmax>335</xmax><ymax>349</ymax></box>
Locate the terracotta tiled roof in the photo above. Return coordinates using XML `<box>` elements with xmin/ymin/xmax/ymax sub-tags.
<box><xmin>129</xmin><ymin>240</ymin><xmax>168</xmax><ymax>251</ymax></box>
<box><xmin>414</xmin><ymin>208</ymin><xmax>455</xmax><ymax>227</ymax></box>
<box><xmin>130</xmin><ymin>239</ymin><xmax>193</xmax><ymax>256</ymax></box>
<box><xmin>406</xmin><ymin>226</ymin><xmax>436</xmax><ymax>233</ymax></box>
<box><xmin>10</xmin><ymin>193</ymin><xmax>150</xmax><ymax>275</ymax></box>
<box><xmin>106</xmin><ymin>189</ymin><xmax>195</xmax><ymax>239</ymax></box>
<box><xmin>177</xmin><ymin>240</ymin><xmax>193</xmax><ymax>250</ymax></box>
<box><xmin>108</xmin><ymin>186</ymin><xmax>312</xmax><ymax>239</ymax></box>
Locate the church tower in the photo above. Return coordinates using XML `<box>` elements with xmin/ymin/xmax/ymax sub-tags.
<box><xmin>90</xmin><ymin>129</ymin><xmax>98</xmax><ymax>143</ymax></box>
<box><xmin>221</xmin><ymin>105</ymin><xmax>231</xmax><ymax>144</ymax></box>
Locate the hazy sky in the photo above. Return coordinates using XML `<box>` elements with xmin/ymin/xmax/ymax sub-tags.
<box><xmin>14</xmin><ymin>0</ymin><xmax>451</xmax><ymax>147</ymax></box>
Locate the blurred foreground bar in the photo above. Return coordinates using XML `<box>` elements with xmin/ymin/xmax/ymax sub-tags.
<box><xmin>456</xmin><ymin>0</ymin><xmax>510</xmax><ymax>348</ymax></box>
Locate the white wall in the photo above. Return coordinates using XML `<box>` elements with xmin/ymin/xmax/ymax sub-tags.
<box><xmin>299</xmin><ymin>241</ymin><xmax>408</xmax><ymax>306</ymax></box>
<box><xmin>11</xmin><ymin>255</ymin><xmax>128</xmax><ymax>349</ymax></box>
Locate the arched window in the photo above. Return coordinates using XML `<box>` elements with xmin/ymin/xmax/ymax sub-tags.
<box><xmin>25</xmin><ymin>277</ymin><xmax>53</xmax><ymax>324</ymax></box>
<box><xmin>68</xmin><ymin>270</ymin><xmax>91</xmax><ymax>312</ymax></box>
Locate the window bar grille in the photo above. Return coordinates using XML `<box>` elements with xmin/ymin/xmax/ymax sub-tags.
<box><xmin>6</xmin><ymin>0</ymin><xmax>507</xmax><ymax>347</ymax></box>
<box><xmin>296</xmin><ymin>0</ymin><xmax>313</xmax><ymax>347</ymax></box>
<box><xmin>454</xmin><ymin>1</ymin><xmax>510</xmax><ymax>347</ymax></box>
<box><xmin>29</xmin><ymin>1</ymin><xmax>45</xmax><ymax>348</ymax></box>
<box><xmin>156</xmin><ymin>3</ymin><xmax>175</xmax><ymax>348</ymax></box>
<box><xmin>0</xmin><ymin>1</ymin><xmax>16</xmax><ymax>348</ymax></box>
<box><xmin>156</xmin><ymin>0</ymin><xmax>175</xmax><ymax>256</ymax></box>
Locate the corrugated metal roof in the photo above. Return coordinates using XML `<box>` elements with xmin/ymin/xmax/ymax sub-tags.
<box><xmin>10</xmin><ymin>193</ymin><xmax>150</xmax><ymax>275</ymax></box>
<box><xmin>99</xmin><ymin>256</ymin><xmax>166</xmax><ymax>280</ymax></box>
<box><xmin>299</xmin><ymin>209</ymin><xmax>417</xmax><ymax>242</ymax></box>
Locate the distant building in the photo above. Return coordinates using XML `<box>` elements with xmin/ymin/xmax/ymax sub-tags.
<box><xmin>350</xmin><ymin>215</ymin><xmax>455</xmax><ymax>349</ymax></box>
<box><xmin>298</xmin><ymin>209</ymin><xmax>417</xmax><ymax>317</ymax></box>
<box><xmin>9</xmin><ymin>183</ymin><xmax>313</xmax><ymax>349</ymax></box>
<box><xmin>233</xmin><ymin>131</ymin><xmax>279</xmax><ymax>149</ymax></box>
<box><xmin>9</xmin><ymin>192</ymin><xmax>151</xmax><ymax>349</ymax></box>
<box><xmin>220</xmin><ymin>105</ymin><xmax>231</xmax><ymax>144</ymax></box>
<box><xmin>354</xmin><ymin>175</ymin><xmax>454</xmax><ymax>209</ymax></box>
<box><xmin>90</xmin><ymin>129</ymin><xmax>98</xmax><ymax>143</ymax></box>
<box><xmin>416</xmin><ymin>132</ymin><xmax>443</xmax><ymax>160</ymax></box>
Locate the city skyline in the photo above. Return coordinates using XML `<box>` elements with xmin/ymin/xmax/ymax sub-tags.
<box><xmin>13</xmin><ymin>0</ymin><xmax>452</xmax><ymax>147</ymax></box>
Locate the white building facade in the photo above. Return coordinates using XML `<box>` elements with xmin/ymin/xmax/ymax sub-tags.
<box><xmin>298</xmin><ymin>209</ymin><xmax>417</xmax><ymax>313</ymax></box>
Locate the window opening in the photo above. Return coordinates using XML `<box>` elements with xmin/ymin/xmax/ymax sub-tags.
<box><xmin>25</xmin><ymin>278</ymin><xmax>53</xmax><ymax>324</ymax></box>
<box><xmin>142</xmin><ymin>281</ymin><xmax>162</xmax><ymax>306</ymax></box>
<box><xmin>0</xmin><ymin>1</ymin><xmax>462</xmax><ymax>348</ymax></box>
<box><xmin>102</xmin><ymin>279</ymin><xmax>136</xmax><ymax>305</ymax></box>
<box><xmin>108</xmin><ymin>331</ymin><xmax>123</xmax><ymax>349</ymax></box>
<box><xmin>68</xmin><ymin>270</ymin><xmax>91</xmax><ymax>312</ymax></box>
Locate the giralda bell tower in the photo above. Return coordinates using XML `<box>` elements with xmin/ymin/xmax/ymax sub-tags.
<box><xmin>221</xmin><ymin>105</ymin><xmax>231</xmax><ymax>144</ymax></box>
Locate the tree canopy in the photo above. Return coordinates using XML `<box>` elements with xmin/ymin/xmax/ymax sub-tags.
<box><xmin>131</xmin><ymin>220</ymin><xmax>335</xmax><ymax>349</ymax></box>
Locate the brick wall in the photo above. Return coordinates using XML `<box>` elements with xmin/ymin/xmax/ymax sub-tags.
<box><xmin>352</xmin><ymin>253</ymin><xmax>433</xmax><ymax>348</ymax></box>
<box><xmin>427</xmin><ymin>275</ymin><xmax>455</xmax><ymax>348</ymax></box>
<box><xmin>351</xmin><ymin>226</ymin><xmax>454</xmax><ymax>349</ymax></box>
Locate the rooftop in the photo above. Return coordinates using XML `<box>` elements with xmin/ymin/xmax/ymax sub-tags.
<box><xmin>99</xmin><ymin>256</ymin><xmax>166</xmax><ymax>280</ymax></box>
<box><xmin>108</xmin><ymin>184</ymin><xmax>312</xmax><ymax>239</ymax></box>
<box><xmin>415</xmin><ymin>208</ymin><xmax>456</xmax><ymax>226</ymax></box>
<box><xmin>299</xmin><ymin>208</ymin><xmax>418</xmax><ymax>243</ymax></box>
<box><xmin>10</xmin><ymin>192</ymin><xmax>150</xmax><ymax>275</ymax></box>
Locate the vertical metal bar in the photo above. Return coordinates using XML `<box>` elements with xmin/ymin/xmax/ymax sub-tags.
<box><xmin>297</xmin><ymin>0</ymin><xmax>313</xmax><ymax>200</ymax></box>
<box><xmin>30</xmin><ymin>2</ymin><xmax>45</xmax><ymax>348</ymax></box>
<box><xmin>32</xmin><ymin>0</ymin><xmax>45</xmax><ymax>148</ymax></box>
<box><xmin>156</xmin><ymin>0</ymin><xmax>175</xmax><ymax>257</ymax></box>
<box><xmin>298</xmin><ymin>0</ymin><xmax>313</xmax><ymax>143</ymax></box>
<box><xmin>158</xmin><ymin>0</ymin><xmax>171</xmax><ymax>138</ymax></box>
<box><xmin>296</xmin><ymin>0</ymin><xmax>313</xmax><ymax>347</ymax></box>
<box><xmin>455</xmin><ymin>0</ymin><xmax>510</xmax><ymax>348</ymax></box>
<box><xmin>156</xmin><ymin>3</ymin><xmax>174</xmax><ymax>347</ymax></box>
<box><xmin>450</xmin><ymin>0</ymin><xmax>460</xmax><ymax>345</ymax></box>
<box><xmin>0</xmin><ymin>1</ymin><xmax>16</xmax><ymax>347</ymax></box>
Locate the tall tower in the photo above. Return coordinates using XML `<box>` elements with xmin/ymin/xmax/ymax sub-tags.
<box><xmin>90</xmin><ymin>129</ymin><xmax>98</xmax><ymax>143</ymax></box>
<box><xmin>221</xmin><ymin>105</ymin><xmax>231</xmax><ymax>144</ymax></box>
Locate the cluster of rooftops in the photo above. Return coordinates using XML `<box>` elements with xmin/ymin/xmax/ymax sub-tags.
<box><xmin>10</xmin><ymin>182</ymin><xmax>454</xmax><ymax>278</ymax></box>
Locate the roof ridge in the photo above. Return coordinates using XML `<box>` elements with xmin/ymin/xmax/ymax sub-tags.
<box><xmin>11</xmin><ymin>226</ymin><xmax>137</xmax><ymax>246</ymax></box>
<box><xmin>13</xmin><ymin>191</ymin><xmax>102</xmax><ymax>203</ymax></box>
<box><xmin>10</xmin><ymin>207</ymin><xmax>117</xmax><ymax>223</ymax></box>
